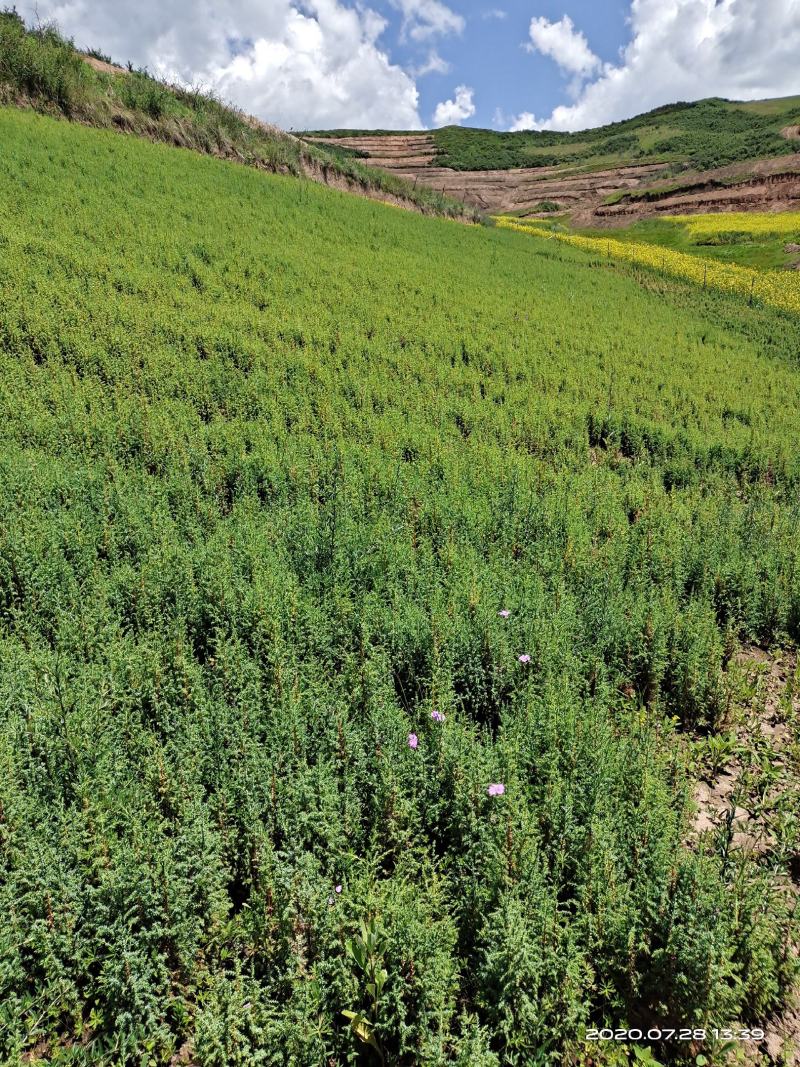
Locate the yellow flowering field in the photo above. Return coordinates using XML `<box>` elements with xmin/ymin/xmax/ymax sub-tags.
<box><xmin>494</xmin><ymin>216</ymin><xmax>800</xmax><ymax>316</ymax></box>
<box><xmin>664</xmin><ymin>211</ymin><xmax>800</xmax><ymax>240</ymax></box>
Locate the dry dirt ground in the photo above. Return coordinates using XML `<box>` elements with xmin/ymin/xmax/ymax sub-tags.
<box><xmin>314</xmin><ymin>133</ymin><xmax>800</xmax><ymax>223</ymax></box>
<box><xmin>691</xmin><ymin>647</ymin><xmax>800</xmax><ymax>1065</ymax></box>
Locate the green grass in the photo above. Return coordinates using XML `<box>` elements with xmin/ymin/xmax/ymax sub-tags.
<box><xmin>317</xmin><ymin>97</ymin><xmax>800</xmax><ymax>175</ymax></box>
<box><xmin>729</xmin><ymin>95</ymin><xmax>800</xmax><ymax>117</ymax></box>
<box><xmin>1</xmin><ymin>106</ymin><xmax>800</xmax><ymax>1065</ymax></box>
<box><xmin>0</xmin><ymin>10</ymin><xmax>476</xmax><ymax>221</ymax></box>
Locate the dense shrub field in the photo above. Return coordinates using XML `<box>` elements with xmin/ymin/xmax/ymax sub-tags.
<box><xmin>0</xmin><ymin>107</ymin><xmax>799</xmax><ymax>1065</ymax></box>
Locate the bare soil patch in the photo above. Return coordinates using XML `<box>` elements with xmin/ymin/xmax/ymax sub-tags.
<box><xmin>81</xmin><ymin>54</ymin><xmax>127</xmax><ymax>76</ymax></box>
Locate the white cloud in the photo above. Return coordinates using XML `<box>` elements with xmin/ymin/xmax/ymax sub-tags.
<box><xmin>390</xmin><ymin>0</ymin><xmax>465</xmax><ymax>41</ymax></box>
<box><xmin>483</xmin><ymin>8</ymin><xmax>507</xmax><ymax>19</ymax></box>
<box><xmin>433</xmin><ymin>84</ymin><xmax>475</xmax><ymax>125</ymax></box>
<box><xmin>410</xmin><ymin>49</ymin><xmax>451</xmax><ymax>76</ymax></box>
<box><xmin>509</xmin><ymin>111</ymin><xmax>538</xmax><ymax>132</ymax></box>
<box><xmin>518</xmin><ymin>0</ymin><xmax>800</xmax><ymax>133</ymax></box>
<box><xmin>526</xmin><ymin>14</ymin><xmax>601</xmax><ymax>77</ymax></box>
<box><xmin>16</xmin><ymin>0</ymin><xmax>424</xmax><ymax>129</ymax></box>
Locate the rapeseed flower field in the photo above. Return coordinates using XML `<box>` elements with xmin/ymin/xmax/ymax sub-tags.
<box><xmin>665</xmin><ymin>210</ymin><xmax>800</xmax><ymax>240</ymax></box>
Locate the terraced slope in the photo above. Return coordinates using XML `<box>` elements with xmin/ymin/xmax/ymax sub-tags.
<box><xmin>309</xmin><ymin>96</ymin><xmax>800</xmax><ymax>222</ymax></box>
<box><xmin>312</xmin><ymin>140</ymin><xmax>800</xmax><ymax>221</ymax></box>
<box><xmin>324</xmin><ymin>133</ymin><xmax>439</xmax><ymax>171</ymax></box>
<box><xmin>311</xmin><ymin>138</ymin><xmax>671</xmax><ymax>213</ymax></box>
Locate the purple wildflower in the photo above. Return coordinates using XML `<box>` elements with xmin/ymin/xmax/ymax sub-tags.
<box><xmin>335</xmin><ymin>884</ymin><xmax>343</xmax><ymax>894</ymax></box>
<box><xmin>487</xmin><ymin>783</ymin><xmax>506</xmax><ymax>797</ymax></box>
<box><xmin>408</xmin><ymin>733</ymin><xmax>418</xmax><ymax>750</ymax></box>
<box><xmin>518</xmin><ymin>653</ymin><xmax>531</xmax><ymax>664</ymax></box>
<box><xmin>431</xmin><ymin>710</ymin><xmax>445</xmax><ymax>723</ymax></box>
<box><xmin>498</xmin><ymin>609</ymin><xmax>511</xmax><ymax>618</ymax></box>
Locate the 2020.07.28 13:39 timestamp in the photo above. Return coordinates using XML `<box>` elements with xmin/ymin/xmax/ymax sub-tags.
<box><xmin>586</xmin><ymin>1028</ymin><xmax>765</xmax><ymax>1043</ymax></box>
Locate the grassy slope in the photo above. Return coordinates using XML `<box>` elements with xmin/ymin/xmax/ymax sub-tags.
<box><xmin>1</xmin><ymin>107</ymin><xmax>800</xmax><ymax>1065</ymax></box>
<box><xmin>0</xmin><ymin>11</ymin><xmax>476</xmax><ymax>221</ymax></box>
<box><xmin>310</xmin><ymin>96</ymin><xmax>800</xmax><ymax>174</ymax></box>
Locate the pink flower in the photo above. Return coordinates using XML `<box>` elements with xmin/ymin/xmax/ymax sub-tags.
<box><xmin>487</xmin><ymin>783</ymin><xmax>505</xmax><ymax>797</ymax></box>
<box><xmin>498</xmin><ymin>609</ymin><xmax>511</xmax><ymax>618</ymax></box>
<box><xmin>335</xmin><ymin>884</ymin><xmax>342</xmax><ymax>894</ymax></box>
<box><xmin>518</xmin><ymin>654</ymin><xmax>531</xmax><ymax>664</ymax></box>
<box><xmin>408</xmin><ymin>733</ymin><xmax>418</xmax><ymax>750</ymax></box>
<box><xmin>431</xmin><ymin>710</ymin><xmax>445</xmax><ymax>722</ymax></box>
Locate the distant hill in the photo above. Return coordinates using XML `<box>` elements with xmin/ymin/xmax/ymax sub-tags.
<box><xmin>311</xmin><ymin>96</ymin><xmax>800</xmax><ymax>172</ymax></box>
<box><xmin>306</xmin><ymin>97</ymin><xmax>800</xmax><ymax>220</ymax></box>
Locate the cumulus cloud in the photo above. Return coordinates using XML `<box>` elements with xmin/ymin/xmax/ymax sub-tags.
<box><xmin>509</xmin><ymin>111</ymin><xmax>537</xmax><ymax>132</ymax></box>
<box><xmin>526</xmin><ymin>15</ymin><xmax>600</xmax><ymax>77</ymax></box>
<box><xmin>16</xmin><ymin>0</ymin><xmax>424</xmax><ymax>130</ymax></box>
<box><xmin>390</xmin><ymin>0</ymin><xmax>465</xmax><ymax>41</ymax></box>
<box><xmin>433</xmin><ymin>84</ymin><xmax>475</xmax><ymax>125</ymax></box>
<box><xmin>514</xmin><ymin>0</ymin><xmax>800</xmax><ymax>132</ymax></box>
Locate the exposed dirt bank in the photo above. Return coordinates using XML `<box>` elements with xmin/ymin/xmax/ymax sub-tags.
<box><xmin>594</xmin><ymin>162</ymin><xmax>800</xmax><ymax>223</ymax></box>
<box><xmin>81</xmin><ymin>53</ymin><xmax>127</xmax><ymax>76</ymax></box>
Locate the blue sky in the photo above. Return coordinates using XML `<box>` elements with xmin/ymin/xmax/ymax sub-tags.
<box><xmin>376</xmin><ymin>0</ymin><xmax>632</xmax><ymax>129</ymax></box>
<box><xmin>17</xmin><ymin>1</ymin><xmax>800</xmax><ymax>133</ymax></box>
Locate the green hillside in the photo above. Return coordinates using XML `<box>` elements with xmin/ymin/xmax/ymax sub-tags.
<box><xmin>1</xmin><ymin>106</ymin><xmax>799</xmax><ymax>1065</ymax></box>
<box><xmin>311</xmin><ymin>95</ymin><xmax>800</xmax><ymax>173</ymax></box>
<box><xmin>0</xmin><ymin>11</ymin><xmax>474</xmax><ymax>221</ymax></box>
